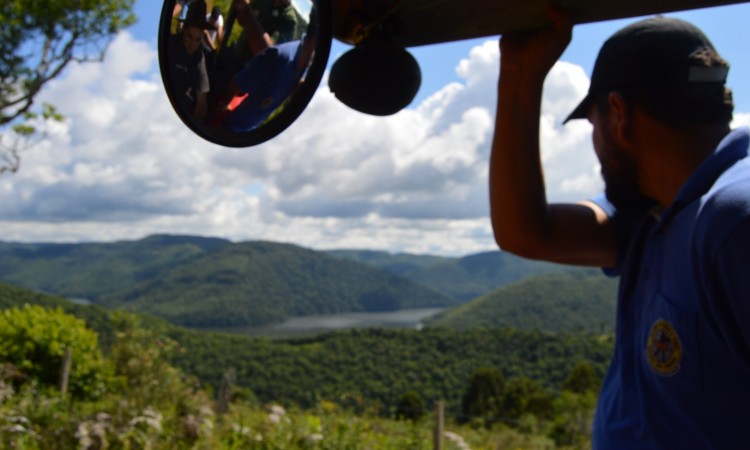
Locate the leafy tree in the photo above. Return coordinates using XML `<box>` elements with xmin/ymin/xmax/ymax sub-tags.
<box><xmin>549</xmin><ymin>390</ymin><xmax>597</xmax><ymax>447</ymax></box>
<box><xmin>502</xmin><ymin>376</ymin><xmax>554</xmax><ymax>420</ymax></box>
<box><xmin>0</xmin><ymin>0</ymin><xmax>136</xmax><ymax>173</ymax></box>
<box><xmin>563</xmin><ymin>360</ymin><xmax>602</xmax><ymax>394</ymax></box>
<box><xmin>0</xmin><ymin>304</ymin><xmax>110</xmax><ymax>397</ymax></box>
<box><xmin>394</xmin><ymin>390</ymin><xmax>426</xmax><ymax>421</ymax></box>
<box><xmin>109</xmin><ymin>311</ymin><xmax>196</xmax><ymax>410</ymax></box>
<box><xmin>461</xmin><ymin>367</ymin><xmax>505</xmax><ymax>423</ymax></box>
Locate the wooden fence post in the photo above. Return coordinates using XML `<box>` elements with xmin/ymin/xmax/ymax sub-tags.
<box><xmin>433</xmin><ymin>400</ymin><xmax>444</xmax><ymax>450</ymax></box>
<box><xmin>217</xmin><ymin>368</ymin><xmax>236</xmax><ymax>415</ymax></box>
<box><xmin>59</xmin><ymin>348</ymin><xmax>72</xmax><ymax>394</ymax></box>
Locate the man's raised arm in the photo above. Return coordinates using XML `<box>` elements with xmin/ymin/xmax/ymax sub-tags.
<box><xmin>489</xmin><ymin>6</ymin><xmax>617</xmax><ymax>267</ymax></box>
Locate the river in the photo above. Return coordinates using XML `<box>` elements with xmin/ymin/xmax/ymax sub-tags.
<box><xmin>198</xmin><ymin>307</ymin><xmax>446</xmax><ymax>338</ymax></box>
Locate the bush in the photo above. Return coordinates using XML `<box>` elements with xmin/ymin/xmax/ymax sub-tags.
<box><xmin>0</xmin><ymin>305</ymin><xmax>110</xmax><ymax>398</ymax></box>
<box><xmin>395</xmin><ymin>390</ymin><xmax>426</xmax><ymax>421</ymax></box>
<box><xmin>461</xmin><ymin>367</ymin><xmax>505</xmax><ymax>424</ymax></box>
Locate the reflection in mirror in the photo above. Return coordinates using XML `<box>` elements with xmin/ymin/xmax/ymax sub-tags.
<box><xmin>159</xmin><ymin>0</ymin><xmax>331</xmax><ymax>147</ymax></box>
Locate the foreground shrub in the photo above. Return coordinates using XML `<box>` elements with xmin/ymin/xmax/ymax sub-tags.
<box><xmin>0</xmin><ymin>305</ymin><xmax>110</xmax><ymax>398</ymax></box>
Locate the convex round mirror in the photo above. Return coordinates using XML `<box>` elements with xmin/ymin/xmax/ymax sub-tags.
<box><xmin>159</xmin><ymin>0</ymin><xmax>331</xmax><ymax>147</ymax></box>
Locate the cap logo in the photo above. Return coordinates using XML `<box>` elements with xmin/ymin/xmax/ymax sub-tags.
<box><xmin>646</xmin><ymin>319</ymin><xmax>682</xmax><ymax>377</ymax></box>
<box><xmin>688</xmin><ymin>66</ymin><xmax>729</xmax><ymax>83</ymax></box>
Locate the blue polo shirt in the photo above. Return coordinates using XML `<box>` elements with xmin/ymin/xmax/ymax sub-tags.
<box><xmin>593</xmin><ymin>127</ymin><xmax>750</xmax><ymax>449</ymax></box>
<box><xmin>227</xmin><ymin>40</ymin><xmax>302</xmax><ymax>132</ymax></box>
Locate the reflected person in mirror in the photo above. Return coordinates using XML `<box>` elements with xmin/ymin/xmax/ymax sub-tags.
<box><xmin>202</xmin><ymin>6</ymin><xmax>225</xmax><ymax>52</ymax></box>
<box><xmin>490</xmin><ymin>5</ymin><xmax>749</xmax><ymax>449</ymax></box>
<box><xmin>231</xmin><ymin>0</ymin><xmax>305</xmax><ymax>69</ymax></box>
<box><xmin>166</xmin><ymin>0</ymin><xmax>215</xmax><ymax>121</ymax></box>
<box><xmin>248</xmin><ymin>0</ymin><xmax>304</xmax><ymax>45</ymax></box>
<box><xmin>207</xmin><ymin>3</ymin><xmax>316</xmax><ymax>132</ymax></box>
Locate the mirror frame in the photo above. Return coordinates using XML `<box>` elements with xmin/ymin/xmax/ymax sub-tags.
<box><xmin>158</xmin><ymin>0</ymin><xmax>332</xmax><ymax>148</ymax></box>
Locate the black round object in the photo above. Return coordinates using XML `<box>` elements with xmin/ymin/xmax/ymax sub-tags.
<box><xmin>329</xmin><ymin>39</ymin><xmax>422</xmax><ymax>116</ymax></box>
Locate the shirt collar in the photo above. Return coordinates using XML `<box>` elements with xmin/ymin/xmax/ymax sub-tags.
<box><xmin>658</xmin><ymin>127</ymin><xmax>750</xmax><ymax>227</ymax></box>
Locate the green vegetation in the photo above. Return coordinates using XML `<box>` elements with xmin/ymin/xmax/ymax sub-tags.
<box><xmin>1</xmin><ymin>235</ymin><xmax>609</xmax><ymax>330</ymax></box>
<box><xmin>0</xmin><ymin>281</ymin><xmax>614</xmax><ymax>417</ymax></box>
<box><xmin>0</xmin><ymin>237</ymin><xmax>453</xmax><ymax>327</ymax></box>
<box><xmin>426</xmin><ymin>271</ymin><xmax>618</xmax><ymax>332</ymax></box>
<box><xmin>1</xmin><ymin>284</ymin><xmax>606</xmax><ymax>449</ymax></box>
<box><xmin>100</xmin><ymin>241</ymin><xmax>453</xmax><ymax>327</ymax></box>
<box><xmin>0</xmin><ymin>305</ymin><xmax>110</xmax><ymax>398</ymax></box>
<box><xmin>331</xmin><ymin>249</ymin><xmax>580</xmax><ymax>302</ymax></box>
<box><xmin>326</xmin><ymin>249</ymin><xmax>450</xmax><ymax>276</ymax></box>
<box><xmin>164</xmin><ymin>325</ymin><xmax>611</xmax><ymax>417</ymax></box>
<box><xmin>0</xmin><ymin>235</ymin><xmax>230</xmax><ymax>301</ymax></box>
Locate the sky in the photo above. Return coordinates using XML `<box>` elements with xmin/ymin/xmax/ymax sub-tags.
<box><xmin>2</xmin><ymin>2</ymin><xmax>749</xmax><ymax>256</ymax></box>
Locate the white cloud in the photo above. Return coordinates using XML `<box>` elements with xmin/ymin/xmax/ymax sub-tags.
<box><xmin>17</xmin><ymin>33</ymin><xmax>737</xmax><ymax>255</ymax></box>
<box><xmin>733</xmin><ymin>112</ymin><xmax>750</xmax><ymax>129</ymax></box>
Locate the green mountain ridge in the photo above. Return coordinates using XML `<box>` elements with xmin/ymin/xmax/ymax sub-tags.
<box><xmin>328</xmin><ymin>249</ymin><xmax>578</xmax><ymax>301</ymax></box>
<box><xmin>99</xmin><ymin>240</ymin><xmax>453</xmax><ymax>327</ymax></box>
<box><xmin>0</xmin><ymin>234</ymin><xmax>231</xmax><ymax>301</ymax></box>
<box><xmin>426</xmin><ymin>270</ymin><xmax>618</xmax><ymax>332</ymax></box>
<box><xmin>0</xmin><ymin>234</ymin><xmax>612</xmax><ymax>329</ymax></box>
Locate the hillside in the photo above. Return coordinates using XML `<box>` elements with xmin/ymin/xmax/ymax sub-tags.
<box><xmin>0</xmin><ymin>234</ymin><xmax>230</xmax><ymax>301</ymax></box>
<box><xmin>326</xmin><ymin>249</ymin><xmax>450</xmax><ymax>276</ymax></box>
<box><xmin>99</xmin><ymin>241</ymin><xmax>454</xmax><ymax>327</ymax></box>
<box><xmin>331</xmin><ymin>249</ymin><xmax>577</xmax><ymax>301</ymax></box>
<box><xmin>0</xmin><ymin>235</ymin><xmax>605</xmax><ymax>329</ymax></box>
<box><xmin>426</xmin><ymin>270</ymin><xmax>618</xmax><ymax>332</ymax></box>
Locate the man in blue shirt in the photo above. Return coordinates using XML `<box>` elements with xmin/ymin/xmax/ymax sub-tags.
<box><xmin>209</xmin><ymin>3</ymin><xmax>317</xmax><ymax>132</ymax></box>
<box><xmin>490</xmin><ymin>6</ymin><xmax>749</xmax><ymax>449</ymax></box>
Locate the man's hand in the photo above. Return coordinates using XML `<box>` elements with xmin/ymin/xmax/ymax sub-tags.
<box><xmin>499</xmin><ymin>4</ymin><xmax>572</xmax><ymax>83</ymax></box>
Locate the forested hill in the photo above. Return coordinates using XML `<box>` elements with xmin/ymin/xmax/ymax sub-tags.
<box><xmin>0</xmin><ymin>234</ymin><xmax>231</xmax><ymax>301</ymax></box>
<box><xmin>0</xmin><ymin>234</ymin><xmax>600</xmax><ymax>328</ymax></box>
<box><xmin>328</xmin><ymin>249</ymin><xmax>576</xmax><ymax>301</ymax></box>
<box><xmin>97</xmin><ymin>241</ymin><xmax>454</xmax><ymax>327</ymax></box>
<box><xmin>426</xmin><ymin>270</ymin><xmax>619</xmax><ymax>332</ymax></box>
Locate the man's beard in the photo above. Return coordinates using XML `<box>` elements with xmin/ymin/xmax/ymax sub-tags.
<box><xmin>600</xmin><ymin>137</ymin><xmax>658</xmax><ymax>215</ymax></box>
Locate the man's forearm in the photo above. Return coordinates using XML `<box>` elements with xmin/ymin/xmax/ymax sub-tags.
<box><xmin>235</xmin><ymin>1</ymin><xmax>273</xmax><ymax>54</ymax></box>
<box><xmin>489</xmin><ymin>64</ymin><xmax>550</xmax><ymax>254</ymax></box>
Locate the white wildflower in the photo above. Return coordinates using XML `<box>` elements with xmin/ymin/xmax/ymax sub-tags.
<box><xmin>0</xmin><ymin>381</ymin><xmax>14</xmax><ymax>404</ymax></box>
<box><xmin>129</xmin><ymin>406</ymin><xmax>163</xmax><ymax>433</ymax></box>
<box><xmin>267</xmin><ymin>404</ymin><xmax>287</xmax><ymax>424</ymax></box>
<box><xmin>4</xmin><ymin>424</ymin><xmax>27</xmax><ymax>434</ymax></box>
<box><xmin>76</xmin><ymin>422</ymin><xmax>94</xmax><ymax>449</ymax></box>
<box><xmin>9</xmin><ymin>415</ymin><xmax>30</xmax><ymax>426</ymax></box>
<box><xmin>444</xmin><ymin>430</ymin><xmax>472</xmax><ymax>450</ymax></box>
<box><xmin>231</xmin><ymin>423</ymin><xmax>251</xmax><ymax>436</ymax></box>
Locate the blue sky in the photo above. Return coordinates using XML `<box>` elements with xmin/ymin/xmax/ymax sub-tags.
<box><xmin>1</xmin><ymin>1</ymin><xmax>749</xmax><ymax>255</ymax></box>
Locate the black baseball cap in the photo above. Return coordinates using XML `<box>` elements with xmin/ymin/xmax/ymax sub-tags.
<box><xmin>564</xmin><ymin>16</ymin><xmax>729</xmax><ymax>124</ymax></box>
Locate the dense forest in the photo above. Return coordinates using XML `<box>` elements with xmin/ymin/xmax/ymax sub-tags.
<box><xmin>427</xmin><ymin>271</ymin><xmax>618</xmax><ymax>333</ymax></box>
<box><xmin>0</xmin><ymin>282</ymin><xmax>612</xmax><ymax>413</ymax></box>
<box><xmin>1</xmin><ymin>282</ymin><xmax>611</xmax><ymax>448</ymax></box>
<box><xmin>97</xmin><ymin>241</ymin><xmax>454</xmax><ymax>327</ymax></box>
<box><xmin>0</xmin><ymin>237</ymin><xmax>453</xmax><ymax>327</ymax></box>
